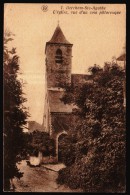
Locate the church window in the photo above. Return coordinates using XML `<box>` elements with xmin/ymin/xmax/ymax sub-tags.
<box><xmin>55</xmin><ymin>49</ymin><xmax>63</xmax><ymax>64</ymax></box>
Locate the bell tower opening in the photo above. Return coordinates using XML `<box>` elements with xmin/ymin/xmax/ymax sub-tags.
<box><xmin>55</xmin><ymin>49</ymin><xmax>63</xmax><ymax>64</ymax></box>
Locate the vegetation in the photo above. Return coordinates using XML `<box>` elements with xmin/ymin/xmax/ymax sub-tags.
<box><xmin>58</xmin><ymin>135</ymin><xmax>76</xmax><ymax>166</ymax></box>
<box><xmin>3</xmin><ymin>31</ymin><xmax>28</xmax><ymax>191</ymax></box>
<box><xmin>24</xmin><ymin>130</ymin><xmax>55</xmax><ymax>157</ymax></box>
<box><xmin>57</xmin><ymin>63</ymin><xmax>126</xmax><ymax>192</ymax></box>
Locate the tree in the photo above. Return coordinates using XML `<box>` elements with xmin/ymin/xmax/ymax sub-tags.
<box><xmin>3</xmin><ymin>30</ymin><xmax>28</xmax><ymax>191</ymax></box>
<box><xmin>24</xmin><ymin>130</ymin><xmax>55</xmax><ymax>157</ymax></box>
<box><xmin>57</xmin><ymin>62</ymin><xmax>126</xmax><ymax>192</ymax></box>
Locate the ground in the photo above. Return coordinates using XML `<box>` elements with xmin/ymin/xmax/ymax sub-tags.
<box><xmin>13</xmin><ymin>160</ymin><xmax>82</xmax><ymax>192</ymax></box>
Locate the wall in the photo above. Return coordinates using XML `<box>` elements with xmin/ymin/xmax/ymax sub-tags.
<box><xmin>50</xmin><ymin>112</ymin><xmax>73</xmax><ymax>138</ymax></box>
<box><xmin>46</xmin><ymin>44</ymin><xmax>72</xmax><ymax>88</ymax></box>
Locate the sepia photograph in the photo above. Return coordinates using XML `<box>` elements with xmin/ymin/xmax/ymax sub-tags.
<box><xmin>3</xmin><ymin>3</ymin><xmax>126</xmax><ymax>192</ymax></box>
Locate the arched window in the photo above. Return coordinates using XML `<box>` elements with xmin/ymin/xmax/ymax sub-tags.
<box><xmin>55</xmin><ymin>49</ymin><xmax>63</xmax><ymax>64</ymax></box>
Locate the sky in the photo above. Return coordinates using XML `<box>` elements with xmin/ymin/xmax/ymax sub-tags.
<box><xmin>4</xmin><ymin>4</ymin><xmax>126</xmax><ymax>124</ymax></box>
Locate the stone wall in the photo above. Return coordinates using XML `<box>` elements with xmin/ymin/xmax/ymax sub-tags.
<box><xmin>46</xmin><ymin>44</ymin><xmax>72</xmax><ymax>88</ymax></box>
<box><xmin>50</xmin><ymin>112</ymin><xmax>73</xmax><ymax>138</ymax></box>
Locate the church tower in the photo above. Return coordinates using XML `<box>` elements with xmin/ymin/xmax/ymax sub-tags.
<box><xmin>43</xmin><ymin>24</ymin><xmax>73</xmax><ymax>137</ymax></box>
<box><xmin>45</xmin><ymin>24</ymin><xmax>73</xmax><ymax>88</ymax></box>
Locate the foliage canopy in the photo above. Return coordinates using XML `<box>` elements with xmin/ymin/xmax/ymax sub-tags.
<box><xmin>4</xmin><ymin>31</ymin><xmax>28</xmax><ymax>191</ymax></box>
<box><xmin>57</xmin><ymin>63</ymin><xmax>126</xmax><ymax>192</ymax></box>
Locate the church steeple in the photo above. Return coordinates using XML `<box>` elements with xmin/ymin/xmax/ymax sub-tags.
<box><xmin>45</xmin><ymin>25</ymin><xmax>73</xmax><ymax>88</ymax></box>
<box><xmin>47</xmin><ymin>25</ymin><xmax>71</xmax><ymax>45</ymax></box>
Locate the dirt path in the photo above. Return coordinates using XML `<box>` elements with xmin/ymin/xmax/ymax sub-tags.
<box><xmin>13</xmin><ymin>160</ymin><xmax>82</xmax><ymax>192</ymax></box>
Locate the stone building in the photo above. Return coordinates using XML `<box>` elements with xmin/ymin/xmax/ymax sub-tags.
<box><xmin>43</xmin><ymin>24</ymin><xmax>91</xmax><ymax>161</ymax></box>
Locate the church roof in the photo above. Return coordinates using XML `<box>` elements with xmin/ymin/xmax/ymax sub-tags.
<box><xmin>47</xmin><ymin>25</ymin><xmax>72</xmax><ymax>45</ymax></box>
<box><xmin>48</xmin><ymin>90</ymin><xmax>73</xmax><ymax>113</ymax></box>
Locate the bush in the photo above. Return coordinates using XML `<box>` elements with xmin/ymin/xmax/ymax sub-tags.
<box><xmin>25</xmin><ymin>131</ymin><xmax>55</xmax><ymax>157</ymax></box>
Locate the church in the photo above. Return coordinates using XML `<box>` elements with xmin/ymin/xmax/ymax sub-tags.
<box><xmin>43</xmin><ymin>24</ymin><xmax>91</xmax><ymax>160</ymax></box>
<box><xmin>42</xmin><ymin>24</ymin><xmax>125</xmax><ymax>161</ymax></box>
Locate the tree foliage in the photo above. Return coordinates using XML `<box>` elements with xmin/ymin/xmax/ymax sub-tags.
<box><xmin>57</xmin><ymin>63</ymin><xmax>126</xmax><ymax>192</ymax></box>
<box><xmin>58</xmin><ymin>135</ymin><xmax>76</xmax><ymax>166</ymax></box>
<box><xmin>24</xmin><ymin>130</ymin><xmax>55</xmax><ymax>157</ymax></box>
<box><xmin>3</xmin><ymin>31</ymin><xmax>28</xmax><ymax>191</ymax></box>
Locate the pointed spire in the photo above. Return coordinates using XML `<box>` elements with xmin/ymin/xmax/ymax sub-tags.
<box><xmin>57</xmin><ymin>20</ymin><xmax>59</xmax><ymax>27</ymax></box>
<box><xmin>47</xmin><ymin>25</ymin><xmax>71</xmax><ymax>44</ymax></box>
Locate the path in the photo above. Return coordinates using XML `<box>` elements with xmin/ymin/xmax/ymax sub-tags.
<box><xmin>13</xmin><ymin>160</ymin><xmax>82</xmax><ymax>192</ymax></box>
